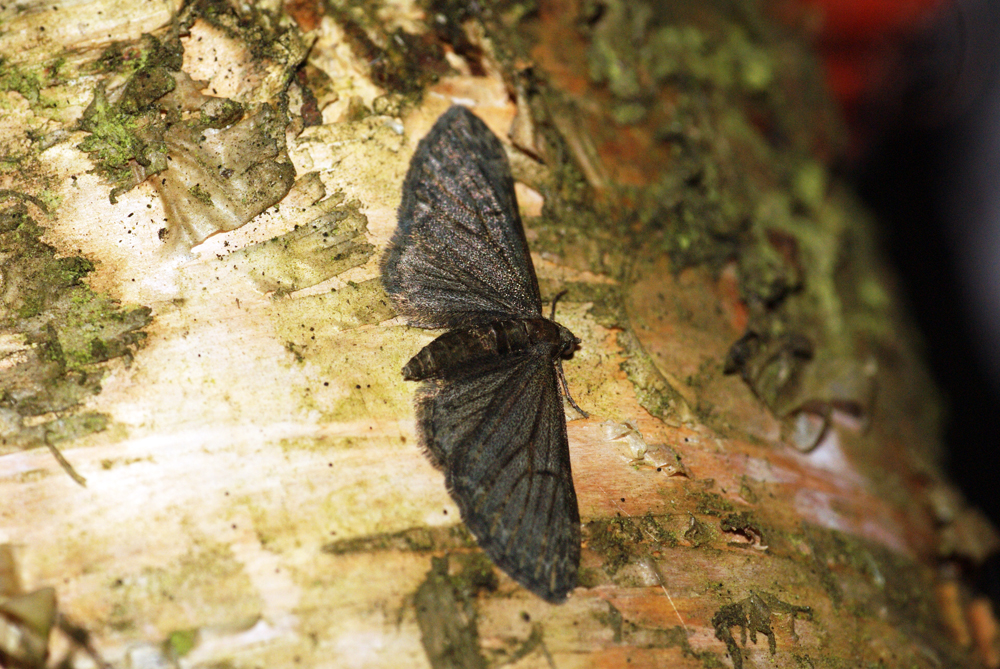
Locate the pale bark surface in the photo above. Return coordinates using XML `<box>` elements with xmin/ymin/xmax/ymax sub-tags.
<box><xmin>0</xmin><ymin>1</ymin><xmax>994</xmax><ymax>668</ymax></box>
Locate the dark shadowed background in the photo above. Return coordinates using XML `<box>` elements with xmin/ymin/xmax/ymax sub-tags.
<box><xmin>825</xmin><ymin>0</ymin><xmax>1000</xmax><ymax>557</ymax></box>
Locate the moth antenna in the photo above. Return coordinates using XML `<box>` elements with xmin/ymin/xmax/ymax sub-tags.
<box><xmin>556</xmin><ymin>360</ymin><xmax>589</xmax><ymax>418</ymax></box>
<box><xmin>550</xmin><ymin>289</ymin><xmax>568</xmax><ymax>321</ymax></box>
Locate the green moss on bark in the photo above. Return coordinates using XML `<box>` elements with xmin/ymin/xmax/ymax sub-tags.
<box><xmin>0</xmin><ymin>204</ymin><xmax>150</xmax><ymax>469</ymax></box>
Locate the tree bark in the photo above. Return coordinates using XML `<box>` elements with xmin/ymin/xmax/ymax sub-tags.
<box><xmin>0</xmin><ymin>0</ymin><xmax>994</xmax><ymax>668</ymax></box>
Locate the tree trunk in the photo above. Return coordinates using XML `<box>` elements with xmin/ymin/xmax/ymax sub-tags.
<box><xmin>0</xmin><ymin>0</ymin><xmax>994</xmax><ymax>668</ymax></box>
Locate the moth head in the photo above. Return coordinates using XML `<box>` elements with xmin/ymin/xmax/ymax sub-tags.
<box><xmin>556</xmin><ymin>323</ymin><xmax>581</xmax><ymax>360</ymax></box>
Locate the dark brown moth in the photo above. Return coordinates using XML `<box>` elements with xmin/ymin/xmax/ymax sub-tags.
<box><xmin>381</xmin><ymin>105</ymin><xmax>584</xmax><ymax>602</ymax></box>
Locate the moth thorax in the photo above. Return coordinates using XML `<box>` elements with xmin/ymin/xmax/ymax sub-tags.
<box><xmin>403</xmin><ymin>318</ymin><xmax>571</xmax><ymax>381</ymax></box>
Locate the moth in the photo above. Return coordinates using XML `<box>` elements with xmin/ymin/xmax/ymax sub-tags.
<box><xmin>381</xmin><ymin>105</ymin><xmax>585</xmax><ymax>602</ymax></box>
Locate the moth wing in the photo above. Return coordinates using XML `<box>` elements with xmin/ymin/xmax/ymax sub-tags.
<box><xmin>416</xmin><ymin>351</ymin><xmax>580</xmax><ymax>602</ymax></box>
<box><xmin>382</xmin><ymin>106</ymin><xmax>543</xmax><ymax>328</ymax></box>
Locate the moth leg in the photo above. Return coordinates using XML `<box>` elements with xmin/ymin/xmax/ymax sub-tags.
<box><xmin>556</xmin><ymin>360</ymin><xmax>588</xmax><ymax>418</ymax></box>
<box><xmin>550</xmin><ymin>289</ymin><xmax>587</xmax><ymax>418</ymax></box>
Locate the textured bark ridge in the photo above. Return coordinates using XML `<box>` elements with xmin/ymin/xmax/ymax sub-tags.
<box><xmin>0</xmin><ymin>0</ymin><xmax>993</xmax><ymax>667</ymax></box>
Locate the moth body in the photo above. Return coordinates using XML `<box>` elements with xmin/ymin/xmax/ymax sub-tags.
<box><xmin>403</xmin><ymin>318</ymin><xmax>579</xmax><ymax>381</ymax></box>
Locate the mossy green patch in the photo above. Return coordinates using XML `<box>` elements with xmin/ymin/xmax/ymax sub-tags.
<box><xmin>688</xmin><ymin>490</ymin><xmax>735</xmax><ymax>517</ymax></box>
<box><xmin>683</xmin><ymin>514</ymin><xmax>714</xmax><ymax>547</ymax></box>
<box><xmin>78</xmin><ymin>47</ymin><xmax>175</xmax><ymax>200</ymax></box>
<box><xmin>83</xmin><ymin>33</ymin><xmax>183</xmax><ymax>170</ymax></box>
<box><xmin>0</xmin><ymin>204</ymin><xmax>150</xmax><ymax>475</ymax></box>
<box><xmin>0</xmin><ymin>57</ymin><xmax>52</xmax><ymax>107</ymax></box>
<box><xmin>164</xmin><ymin>629</ymin><xmax>198</xmax><ymax>659</ymax></box>
<box><xmin>585</xmin><ymin>512</ymin><xmax>678</xmax><ymax>578</ymax></box>
<box><xmin>94</xmin><ymin>32</ymin><xmax>184</xmax><ymax>76</ymax></box>
<box><xmin>80</xmin><ymin>22</ymin><xmax>300</xmax><ymax>244</ymax></box>
<box><xmin>638</xmin><ymin>511</ymin><xmax>678</xmax><ymax>546</ymax></box>
<box><xmin>582</xmin><ymin>2</ymin><xmax>779</xmax><ymax>126</ymax></box>
<box><xmin>187</xmin><ymin>183</ymin><xmax>213</xmax><ymax>206</ymax></box>
<box><xmin>56</xmin><ymin>286</ymin><xmax>150</xmax><ymax>370</ymax></box>
<box><xmin>586</xmin><ymin>516</ymin><xmax>644</xmax><ymax>576</ymax></box>
<box><xmin>711</xmin><ymin>591</ymin><xmax>812</xmax><ymax>669</ymax></box>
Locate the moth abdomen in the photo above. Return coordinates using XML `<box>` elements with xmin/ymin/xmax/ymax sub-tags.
<box><xmin>402</xmin><ymin>318</ymin><xmax>569</xmax><ymax>381</ymax></box>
